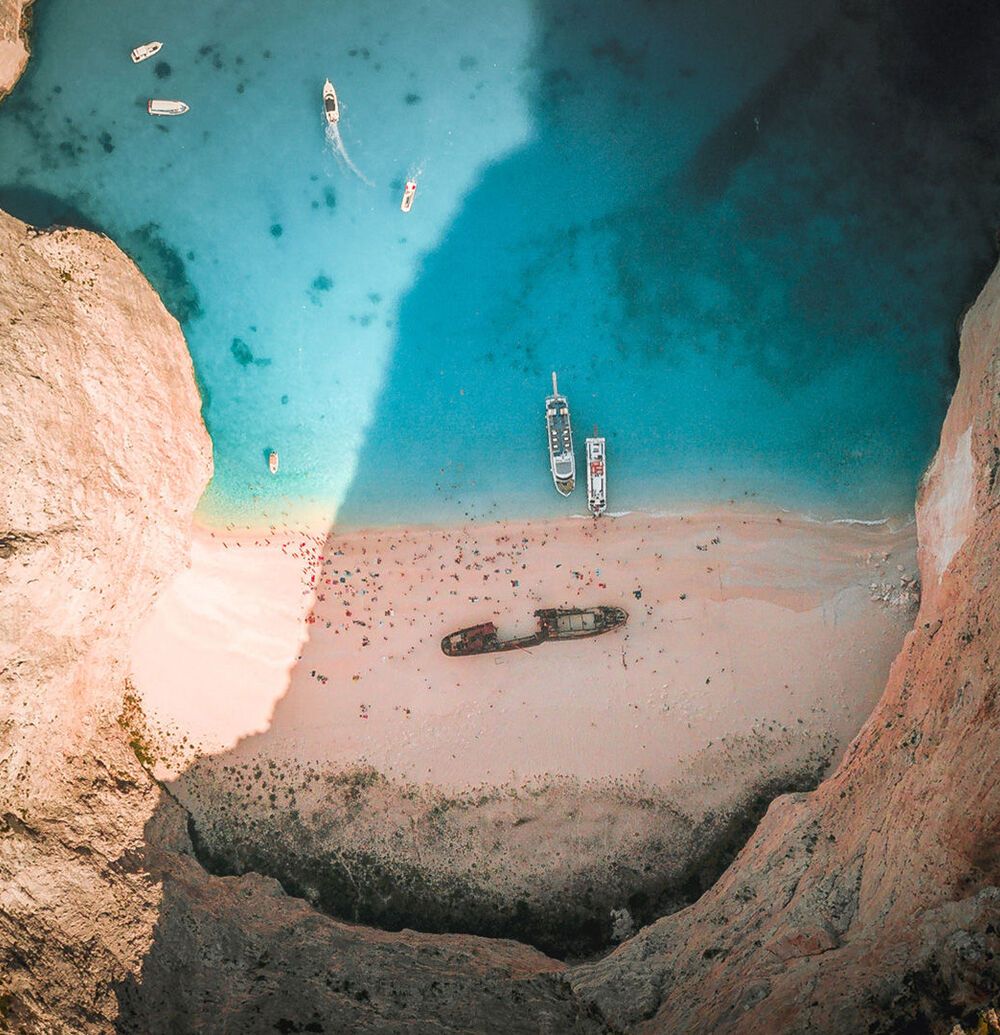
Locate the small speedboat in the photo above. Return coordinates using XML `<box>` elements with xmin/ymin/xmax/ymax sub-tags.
<box><xmin>131</xmin><ymin>41</ymin><xmax>163</xmax><ymax>63</ymax></box>
<box><xmin>323</xmin><ymin>79</ymin><xmax>339</xmax><ymax>125</ymax></box>
<box><xmin>268</xmin><ymin>451</ymin><xmax>279</xmax><ymax>474</ymax></box>
<box><xmin>147</xmin><ymin>99</ymin><xmax>189</xmax><ymax>116</ymax></box>
<box><xmin>401</xmin><ymin>179</ymin><xmax>417</xmax><ymax>213</ymax></box>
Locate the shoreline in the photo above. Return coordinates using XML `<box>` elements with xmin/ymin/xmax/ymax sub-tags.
<box><xmin>190</xmin><ymin>491</ymin><xmax>920</xmax><ymax>540</ymax></box>
<box><xmin>131</xmin><ymin>504</ymin><xmax>920</xmax><ymax>790</ymax></box>
<box><xmin>130</xmin><ymin>502</ymin><xmax>922</xmax><ymax>953</ymax></box>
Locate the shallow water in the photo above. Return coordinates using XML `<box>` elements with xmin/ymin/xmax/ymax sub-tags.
<box><xmin>2</xmin><ymin>0</ymin><xmax>997</xmax><ymax>526</ymax></box>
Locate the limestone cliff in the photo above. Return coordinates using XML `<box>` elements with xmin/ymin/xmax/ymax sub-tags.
<box><xmin>567</xmin><ymin>264</ymin><xmax>1000</xmax><ymax>1031</ymax></box>
<box><xmin>0</xmin><ymin>209</ymin><xmax>213</xmax><ymax>1031</ymax></box>
<box><xmin>0</xmin><ymin>34</ymin><xmax>997</xmax><ymax>1030</ymax></box>
<box><xmin>0</xmin><ymin>0</ymin><xmax>32</xmax><ymax>99</ymax></box>
<box><xmin>0</xmin><ymin>209</ymin><xmax>603</xmax><ymax>1034</ymax></box>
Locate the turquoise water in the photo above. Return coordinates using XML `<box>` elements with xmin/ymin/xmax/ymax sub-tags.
<box><xmin>2</xmin><ymin>0</ymin><xmax>997</xmax><ymax>526</ymax></box>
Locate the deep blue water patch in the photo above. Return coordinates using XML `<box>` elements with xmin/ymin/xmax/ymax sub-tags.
<box><xmin>2</xmin><ymin>0</ymin><xmax>998</xmax><ymax>527</ymax></box>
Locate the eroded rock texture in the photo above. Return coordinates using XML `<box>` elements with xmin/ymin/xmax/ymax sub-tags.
<box><xmin>0</xmin><ymin>0</ymin><xmax>31</xmax><ymax>98</ymax></box>
<box><xmin>567</xmin><ymin>264</ymin><xmax>1000</xmax><ymax>1032</ymax></box>
<box><xmin>0</xmin><ymin>209</ymin><xmax>213</xmax><ymax>1032</ymax></box>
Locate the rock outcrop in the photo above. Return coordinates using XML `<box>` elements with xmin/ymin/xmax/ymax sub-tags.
<box><xmin>0</xmin><ymin>209</ymin><xmax>212</xmax><ymax>1031</ymax></box>
<box><xmin>567</xmin><ymin>264</ymin><xmax>1000</xmax><ymax>1032</ymax></box>
<box><xmin>2</xmin><ymin>206</ymin><xmax>995</xmax><ymax>1034</ymax></box>
<box><xmin>0</xmin><ymin>0</ymin><xmax>31</xmax><ymax>99</ymax></box>
<box><xmin>0</xmin><ymin>35</ymin><xmax>996</xmax><ymax>1033</ymax></box>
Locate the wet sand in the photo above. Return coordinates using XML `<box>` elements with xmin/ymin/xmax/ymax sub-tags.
<box><xmin>130</xmin><ymin>507</ymin><xmax>918</xmax><ymax>790</ymax></box>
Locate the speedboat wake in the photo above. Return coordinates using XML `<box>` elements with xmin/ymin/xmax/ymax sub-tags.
<box><xmin>325</xmin><ymin>123</ymin><xmax>373</xmax><ymax>187</ymax></box>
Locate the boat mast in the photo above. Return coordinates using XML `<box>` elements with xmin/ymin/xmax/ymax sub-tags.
<box><xmin>552</xmin><ymin>371</ymin><xmax>558</xmax><ymax>397</ymax></box>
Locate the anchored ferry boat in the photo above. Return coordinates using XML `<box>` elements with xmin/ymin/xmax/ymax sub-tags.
<box><xmin>586</xmin><ymin>433</ymin><xmax>606</xmax><ymax>517</ymax></box>
<box><xmin>545</xmin><ymin>372</ymin><xmax>575</xmax><ymax>495</ymax></box>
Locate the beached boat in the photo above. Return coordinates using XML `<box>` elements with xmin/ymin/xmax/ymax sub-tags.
<box><xmin>401</xmin><ymin>179</ymin><xmax>417</xmax><ymax>213</ymax></box>
<box><xmin>441</xmin><ymin>606</ymin><xmax>627</xmax><ymax>656</ymax></box>
<box><xmin>131</xmin><ymin>41</ymin><xmax>162</xmax><ymax>63</ymax></box>
<box><xmin>536</xmin><ymin>606</ymin><xmax>627</xmax><ymax>640</ymax></box>
<box><xmin>546</xmin><ymin>372</ymin><xmax>575</xmax><ymax>495</ymax></box>
<box><xmin>586</xmin><ymin>432</ymin><xmax>606</xmax><ymax>517</ymax></box>
<box><xmin>268</xmin><ymin>450</ymin><xmax>279</xmax><ymax>474</ymax></box>
<box><xmin>323</xmin><ymin>79</ymin><xmax>339</xmax><ymax>125</ymax></box>
<box><xmin>147</xmin><ymin>99</ymin><xmax>189</xmax><ymax>116</ymax></box>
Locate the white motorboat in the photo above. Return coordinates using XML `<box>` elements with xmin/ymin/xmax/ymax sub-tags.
<box><xmin>323</xmin><ymin>79</ymin><xmax>339</xmax><ymax>125</ymax></box>
<box><xmin>269</xmin><ymin>451</ymin><xmax>279</xmax><ymax>474</ymax></box>
<box><xmin>131</xmin><ymin>41</ymin><xmax>163</xmax><ymax>63</ymax></box>
<box><xmin>147</xmin><ymin>99</ymin><xmax>189</xmax><ymax>116</ymax></box>
<box><xmin>586</xmin><ymin>433</ymin><xmax>606</xmax><ymax>517</ymax></box>
<box><xmin>401</xmin><ymin>179</ymin><xmax>417</xmax><ymax>213</ymax></box>
<box><xmin>545</xmin><ymin>372</ymin><xmax>575</xmax><ymax>496</ymax></box>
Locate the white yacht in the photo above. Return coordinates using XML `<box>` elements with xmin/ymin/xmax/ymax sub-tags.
<box><xmin>147</xmin><ymin>99</ymin><xmax>189</xmax><ymax>116</ymax></box>
<box><xmin>131</xmin><ymin>41</ymin><xmax>162</xmax><ymax>63</ymax></box>
<box><xmin>323</xmin><ymin>79</ymin><xmax>339</xmax><ymax>125</ymax></box>
<box><xmin>401</xmin><ymin>179</ymin><xmax>417</xmax><ymax>212</ymax></box>
<box><xmin>545</xmin><ymin>372</ymin><xmax>575</xmax><ymax>496</ymax></box>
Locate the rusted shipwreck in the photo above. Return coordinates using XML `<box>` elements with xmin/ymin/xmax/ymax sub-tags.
<box><xmin>441</xmin><ymin>606</ymin><xmax>628</xmax><ymax>657</ymax></box>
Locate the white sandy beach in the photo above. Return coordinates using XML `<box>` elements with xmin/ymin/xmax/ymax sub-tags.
<box><xmin>130</xmin><ymin>507</ymin><xmax>918</xmax><ymax>791</ymax></box>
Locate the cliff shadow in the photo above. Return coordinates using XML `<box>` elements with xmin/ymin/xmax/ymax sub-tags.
<box><xmin>135</xmin><ymin>0</ymin><xmax>1000</xmax><ymax>987</ymax></box>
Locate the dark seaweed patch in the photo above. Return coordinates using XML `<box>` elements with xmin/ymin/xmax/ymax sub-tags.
<box><xmin>323</xmin><ymin>187</ymin><xmax>336</xmax><ymax>210</ymax></box>
<box><xmin>57</xmin><ymin>140</ymin><xmax>84</xmax><ymax>162</ymax></box>
<box><xmin>312</xmin><ymin>274</ymin><xmax>333</xmax><ymax>291</ymax></box>
<box><xmin>230</xmin><ymin>338</ymin><xmax>253</xmax><ymax>366</ymax></box>
<box><xmin>590</xmin><ymin>37</ymin><xmax>647</xmax><ymax>79</ymax></box>
<box><xmin>459</xmin><ymin>55</ymin><xmax>478</xmax><ymax>71</ymax></box>
<box><xmin>124</xmin><ymin>222</ymin><xmax>202</xmax><ymax>325</ymax></box>
<box><xmin>98</xmin><ymin>131</ymin><xmax>114</xmax><ymax>154</ymax></box>
<box><xmin>154</xmin><ymin>61</ymin><xmax>171</xmax><ymax>79</ymax></box>
<box><xmin>404</xmin><ymin>92</ymin><xmax>421</xmax><ymax>105</ymax></box>
<box><xmin>270</xmin><ymin>223</ymin><xmax>283</xmax><ymax>238</ymax></box>
<box><xmin>281</xmin><ymin>394</ymin><xmax>289</xmax><ymax>405</ymax></box>
<box><xmin>230</xmin><ymin>337</ymin><xmax>271</xmax><ymax>368</ymax></box>
<box><xmin>0</xmin><ymin>185</ymin><xmax>101</xmax><ymax>232</ymax></box>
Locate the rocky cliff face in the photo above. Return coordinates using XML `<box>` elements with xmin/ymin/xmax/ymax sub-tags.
<box><xmin>0</xmin><ymin>0</ymin><xmax>32</xmax><ymax>99</ymax></box>
<box><xmin>567</xmin><ymin>264</ymin><xmax>1000</xmax><ymax>1032</ymax></box>
<box><xmin>0</xmin><ymin>209</ymin><xmax>213</xmax><ymax>1032</ymax></box>
<box><xmin>0</xmin><ymin>209</ymin><xmax>603</xmax><ymax>1034</ymax></box>
<box><xmin>2</xmin><ymin>206</ymin><xmax>995</xmax><ymax>1035</ymax></box>
<box><xmin>0</xmin><ymin>58</ymin><xmax>997</xmax><ymax>1035</ymax></box>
